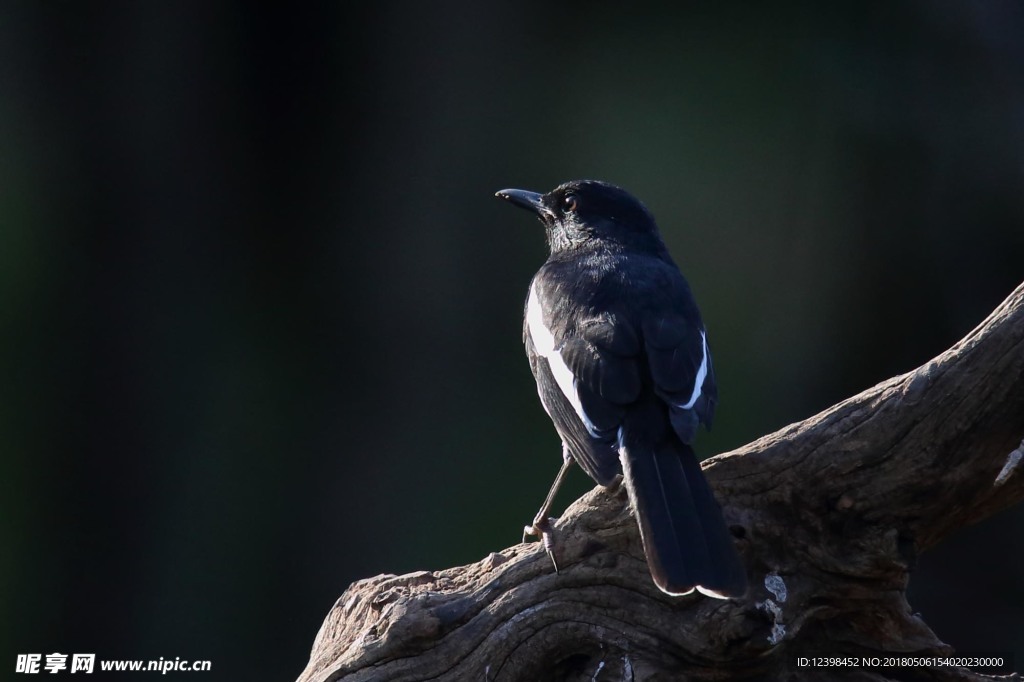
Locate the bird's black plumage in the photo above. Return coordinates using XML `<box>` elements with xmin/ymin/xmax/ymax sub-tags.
<box><xmin>496</xmin><ymin>179</ymin><xmax>746</xmax><ymax>598</ymax></box>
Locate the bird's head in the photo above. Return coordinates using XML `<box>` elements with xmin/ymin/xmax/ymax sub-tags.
<box><xmin>496</xmin><ymin>180</ymin><xmax>666</xmax><ymax>255</ymax></box>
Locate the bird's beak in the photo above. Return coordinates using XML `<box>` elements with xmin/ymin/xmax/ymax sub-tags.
<box><xmin>495</xmin><ymin>188</ymin><xmax>546</xmax><ymax>216</ymax></box>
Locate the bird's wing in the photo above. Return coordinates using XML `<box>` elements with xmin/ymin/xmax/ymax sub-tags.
<box><xmin>525</xmin><ymin>277</ymin><xmax>643</xmax><ymax>485</ymax></box>
<box><xmin>560</xmin><ymin>313</ymin><xmax>642</xmax><ymax>435</ymax></box>
<box><xmin>641</xmin><ymin>313</ymin><xmax>717</xmax><ymax>443</ymax></box>
<box><xmin>526</xmin><ymin>334</ymin><xmax>621</xmax><ymax>485</ymax></box>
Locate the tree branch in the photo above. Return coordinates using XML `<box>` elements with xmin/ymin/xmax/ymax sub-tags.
<box><xmin>297</xmin><ymin>283</ymin><xmax>1024</xmax><ymax>682</ymax></box>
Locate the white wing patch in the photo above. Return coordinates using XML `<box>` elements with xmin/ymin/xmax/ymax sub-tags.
<box><xmin>527</xmin><ymin>283</ymin><xmax>587</xmax><ymax>423</ymax></box>
<box><xmin>677</xmin><ymin>330</ymin><xmax>708</xmax><ymax>410</ymax></box>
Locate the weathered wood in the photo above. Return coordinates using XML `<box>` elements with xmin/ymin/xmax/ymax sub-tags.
<box><xmin>298</xmin><ymin>283</ymin><xmax>1024</xmax><ymax>682</ymax></box>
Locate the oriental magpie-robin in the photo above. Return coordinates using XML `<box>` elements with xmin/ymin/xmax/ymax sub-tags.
<box><xmin>496</xmin><ymin>180</ymin><xmax>746</xmax><ymax>598</ymax></box>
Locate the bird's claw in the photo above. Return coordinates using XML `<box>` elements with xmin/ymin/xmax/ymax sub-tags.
<box><xmin>523</xmin><ymin>516</ymin><xmax>560</xmax><ymax>573</ymax></box>
<box><xmin>522</xmin><ymin>514</ymin><xmax>552</xmax><ymax>541</ymax></box>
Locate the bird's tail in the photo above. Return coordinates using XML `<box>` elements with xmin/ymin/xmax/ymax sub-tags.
<box><xmin>619</xmin><ymin>432</ymin><xmax>747</xmax><ymax>598</ymax></box>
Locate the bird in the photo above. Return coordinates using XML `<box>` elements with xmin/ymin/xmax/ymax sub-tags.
<box><xmin>495</xmin><ymin>179</ymin><xmax>747</xmax><ymax>598</ymax></box>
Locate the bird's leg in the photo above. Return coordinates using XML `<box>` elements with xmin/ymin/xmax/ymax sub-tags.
<box><xmin>523</xmin><ymin>452</ymin><xmax>573</xmax><ymax>541</ymax></box>
<box><xmin>523</xmin><ymin>450</ymin><xmax>574</xmax><ymax>572</ymax></box>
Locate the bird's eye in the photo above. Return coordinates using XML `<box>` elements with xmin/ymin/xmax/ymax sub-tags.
<box><xmin>562</xmin><ymin>194</ymin><xmax>578</xmax><ymax>212</ymax></box>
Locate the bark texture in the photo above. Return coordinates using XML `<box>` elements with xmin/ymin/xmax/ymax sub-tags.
<box><xmin>298</xmin><ymin>283</ymin><xmax>1024</xmax><ymax>682</ymax></box>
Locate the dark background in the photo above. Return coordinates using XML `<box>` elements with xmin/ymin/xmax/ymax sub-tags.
<box><xmin>2</xmin><ymin>2</ymin><xmax>1023</xmax><ymax>680</ymax></box>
